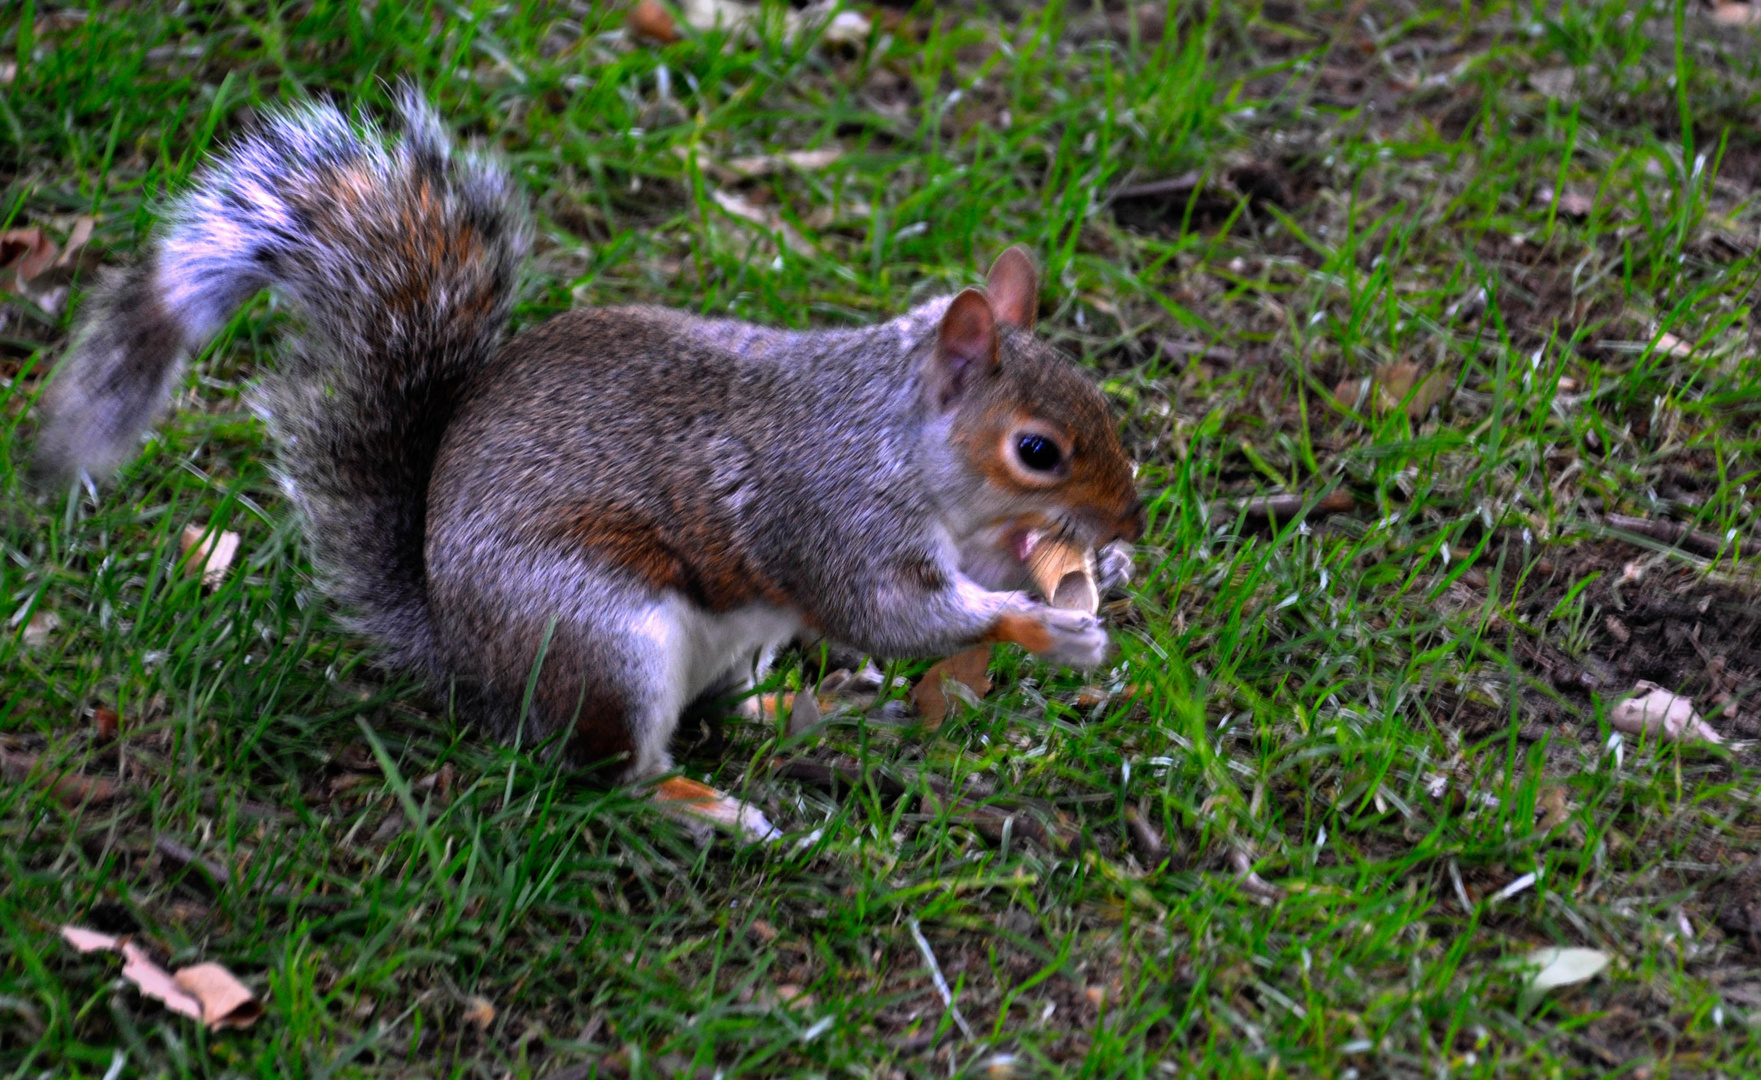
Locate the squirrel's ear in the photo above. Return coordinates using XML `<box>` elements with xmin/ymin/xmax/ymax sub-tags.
<box><xmin>928</xmin><ymin>288</ymin><xmax>998</xmax><ymax>411</ymax></box>
<box><xmin>985</xmin><ymin>246</ymin><xmax>1039</xmax><ymax>330</ymax></box>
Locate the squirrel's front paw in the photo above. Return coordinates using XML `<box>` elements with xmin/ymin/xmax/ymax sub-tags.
<box><xmin>1029</xmin><ymin>605</ymin><xmax>1111</xmax><ymax>670</ymax></box>
<box><xmin>1094</xmin><ymin>541</ymin><xmax>1136</xmax><ymax>595</ymax></box>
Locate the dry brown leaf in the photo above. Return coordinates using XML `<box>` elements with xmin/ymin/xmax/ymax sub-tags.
<box><xmin>21</xmin><ymin>610</ymin><xmax>59</xmax><ymax>649</ymax></box>
<box><xmin>774</xmin><ymin>983</ymin><xmax>814</xmax><ymax>1009</ymax></box>
<box><xmin>174</xmin><ymin>964</ymin><xmax>263</xmax><ymax>1030</ymax></box>
<box><xmin>1375</xmin><ymin>362</ymin><xmax>1451</xmax><ymax>417</ymax></box>
<box><xmin>62</xmin><ymin>926</ymin><xmax>121</xmax><ymax>952</ymax></box>
<box><xmin>1654</xmin><ymin>331</ymin><xmax>1692</xmax><ymax>357</ymax></box>
<box><xmin>628</xmin><ymin>0</ymin><xmax>679</xmax><ymax>42</ymax></box>
<box><xmin>121</xmin><ymin>942</ymin><xmax>205</xmax><ymax>1022</ymax></box>
<box><xmin>786</xmin><ymin>684</ymin><xmax>822</xmax><ymax>736</ymax></box>
<box><xmin>58</xmin><ymin>216</ymin><xmax>95</xmax><ymax>267</ymax></box>
<box><xmin>180</xmin><ymin>525</ymin><xmax>241</xmax><ymax>587</ymax></box>
<box><xmin>93</xmin><ymin>705</ymin><xmax>120</xmax><ymax>742</ymax></box>
<box><xmin>61</xmin><ymin>926</ymin><xmax>260</xmax><ymax>1029</ymax></box>
<box><xmin>1536</xmin><ymin>783</ymin><xmax>1571</xmax><ymax>833</ymax></box>
<box><xmin>1334</xmin><ymin>364</ymin><xmax>1450</xmax><ymax>419</ymax></box>
<box><xmin>1075</xmin><ymin>685</ymin><xmax>1110</xmax><ymax>708</ymax></box>
<box><xmin>710</xmin><ymin>189</ymin><xmax>812</xmax><ymax>253</ymax></box>
<box><xmin>1713</xmin><ymin>2</ymin><xmax>1761</xmax><ymax>25</ymax></box>
<box><xmin>1610</xmin><ymin>681</ymin><xmax>1722</xmax><ymax>744</ymax></box>
<box><xmin>910</xmin><ymin>644</ymin><xmax>993</xmax><ymax>729</ymax></box>
<box><xmin>1556</xmin><ymin>191</ymin><xmax>1594</xmax><ymax>218</ymax></box>
<box><xmin>462</xmin><ymin>995</ymin><xmax>496</xmax><ymax>1030</ymax></box>
<box><xmin>749</xmin><ymin>919</ymin><xmax>778</xmax><ymax>942</ymax></box>
<box><xmin>0</xmin><ymin>227</ymin><xmax>57</xmax><ymax>283</ymax></box>
<box><xmin>723</xmin><ymin>147</ymin><xmax>843</xmax><ymax>178</ymax></box>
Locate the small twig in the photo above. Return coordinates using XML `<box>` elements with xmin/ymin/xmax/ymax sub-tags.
<box><xmin>1211</xmin><ymin>489</ymin><xmax>1355</xmax><ymax>526</ymax></box>
<box><xmin>0</xmin><ymin>747</ymin><xmax>121</xmax><ymax>806</ymax></box>
<box><xmin>906</xmin><ymin>917</ymin><xmax>974</xmax><ymax>1041</ymax></box>
<box><xmin>154</xmin><ymin>836</ymin><xmax>232</xmax><ymax>890</ymax></box>
<box><xmin>1600</xmin><ymin>513</ymin><xmax>1761</xmax><ymax>560</ymax></box>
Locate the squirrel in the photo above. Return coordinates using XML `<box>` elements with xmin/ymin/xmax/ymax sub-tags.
<box><xmin>31</xmin><ymin>92</ymin><xmax>1144</xmax><ymax>840</ymax></box>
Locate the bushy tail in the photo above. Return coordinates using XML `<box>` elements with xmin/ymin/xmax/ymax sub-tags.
<box><xmin>32</xmin><ymin>91</ymin><xmax>531</xmax><ymax>671</ymax></box>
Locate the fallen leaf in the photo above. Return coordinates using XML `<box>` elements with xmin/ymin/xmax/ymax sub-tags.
<box><xmin>0</xmin><ymin>227</ymin><xmax>57</xmax><ymax>283</ymax></box>
<box><xmin>1713</xmin><ymin>2</ymin><xmax>1761</xmax><ymax>25</ymax></box>
<box><xmin>1375</xmin><ymin>362</ymin><xmax>1451</xmax><ymax>418</ymax></box>
<box><xmin>1654</xmin><ymin>331</ymin><xmax>1692</xmax><ymax>358</ymax></box>
<box><xmin>121</xmin><ymin>942</ymin><xmax>204</xmax><ymax>1022</ymax></box>
<box><xmin>1609</xmin><ymin>681</ymin><xmax>1722</xmax><ymax>744</ymax></box>
<box><xmin>628</xmin><ymin>0</ymin><xmax>679</xmax><ymax>42</ymax></box>
<box><xmin>679</xmin><ymin>0</ymin><xmax>760</xmax><ymax>33</ymax></box>
<box><xmin>910</xmin><ymin>644</ymin><xmax>993</xmax><ymax>729</ymax></box>
<box><xmin>93</xmin><ymin>706</ymin><xmax>120</xmax><ymax>742</ymax></box>
<box><xmin>173</xmin><ymin>964</ymin><xmax>263</xmax><ymax>1030</ymax></box>
<box><xmin>1334</xmin><ymin>363</ymin><xmax>1450</xmax><ymax>419</ymax></box>
<box><xmin>180</xmin><ymin>525</ymin><xmax>241</xmax><ymax>588</ymax></box>
<box><xmin>1536</xmin><ymin>784</ymin><xmax>1571</xmax><ymax>833</ymax></box>
<box><xmin>774</xmin><ymin>983</ymin><xmax>814</xmax><ymax>1009</ymax></box>
<box><xmin>787</xmin><ymin>684</ymin><xmax>822</xmax><ymax>736</ymax></box>
<box><xmin>61</xmin><ymin>926</ymin><xmax>121</xmax><ymax>952</ymax></box>
<box><xmin>60</xmin><ymin>927</ymin><xmax>261</xmax><ymax>1030</ymax></box>
<box><xmin>749</xmin><ymin>919</ymin><xmax>778</xmax><ymax>942</ymax></box>
<box><xmin>817</xmin><ymin>9</ymin><xmax>872</xmax><ymax>47</ymax></box>
<box><xmin>57</xmin><ymin>216</ymin><xmax>95</xmax><ymax>268</ymax></box>
<box><xmin>1528</xmin><ymin>67</ymin><xmax>1576</xmax><ymax>99</ymax></box>
<box><xmin>1556</xmin><ymin>191</ymin><xmax>1594</xmax><ymax>218</ymax></box>
<box><xmin>710</xmin><ymin>189</ymin><xmax>812</xmax><ymax>253</ymax></box>
<box><xmin>654</xmin><ymin>1</ymin><xmax>870</xmax><ymax>49</ymax></box>
<box><xmin>1524</xmin><ymin>946</ymin><xmax>1609</xmax><ymax>992</ymax></box>
<box><xmin>462</xmin><ymin>995</ymin><xmax>496</xmax><ymax>1030</ymax></box>
<box><xmin>980</xmin><ymin>1054</ymin><xmax>1020</xmax><ymax>1080</ymax></box>
<box><xmin>22</xmin><ymin>610</ymin><xmax>60</xmax><ymax>648</ymax></box>
<box><xmin>1075</xmin><ymin>685</ymin><xmax>1110</xmax><ymax>708</ymax></box>
<box><xmin>722</xmin><ymin>147</ymin><xmax>844</xmax><ymax>178</ymax></box>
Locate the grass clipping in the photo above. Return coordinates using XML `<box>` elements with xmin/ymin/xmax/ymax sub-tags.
<box><xmin>911</xmin><ymin>537</ymin><xmax>1098</xmax><ymax>728</ymax></box>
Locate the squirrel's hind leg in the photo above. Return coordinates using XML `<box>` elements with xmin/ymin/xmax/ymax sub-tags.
<box><xmin>432</xmin><ymin>550</ymin><xmax>788</xmax><ymax>841</ymax></box>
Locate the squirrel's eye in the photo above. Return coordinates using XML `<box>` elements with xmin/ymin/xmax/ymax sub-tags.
<box><xmin>1015</xmin><ymin>434</ymin><xmax>1062</xmax><ymax>472</ymax></box>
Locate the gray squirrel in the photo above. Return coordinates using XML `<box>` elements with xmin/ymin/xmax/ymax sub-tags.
<box><xmin>32</xmin><ymin>93</ymin><xmax>1144</xmax><ymax>838</ymax></box>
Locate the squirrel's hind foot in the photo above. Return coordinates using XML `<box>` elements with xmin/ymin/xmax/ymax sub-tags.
<box><xmin>650</xmin><ymin>775</ymin><xmax>781</xmax><ymax>845</ymax></box>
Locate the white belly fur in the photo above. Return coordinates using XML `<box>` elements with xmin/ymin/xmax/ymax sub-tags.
<box><xmin>627</xmin><ymin>595</ymin><xmax>801</xmax><ymax>776</ymax></box>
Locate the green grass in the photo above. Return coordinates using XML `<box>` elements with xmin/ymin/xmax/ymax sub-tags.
<box><xmin>5</xmin><ymin>0</ymin><xmax>1761</xmax><ymax>1075</ymax></box>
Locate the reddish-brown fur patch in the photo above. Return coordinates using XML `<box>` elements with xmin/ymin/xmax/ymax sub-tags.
<box><xmin>984</xmin><ymin>608</ymin><xmax>1056</xmax><ymax>653</ymax></box>
<box><xmin>545</xmin><ymin>504</ymin><xmax>790</xmax><ymax>612</ymax></box>
<box><xmin>653</xmin><ymin>776</ymin><xmax>723</xmax><ymax>809</ymax></box>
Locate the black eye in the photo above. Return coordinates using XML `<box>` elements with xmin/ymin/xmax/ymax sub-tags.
<box><xmin>1015</xmin><ymin>434</ymin><xmax>1062</xmax><ymax>472</ymax></box>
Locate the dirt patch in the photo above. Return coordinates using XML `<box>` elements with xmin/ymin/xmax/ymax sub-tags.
<box><xmin>1511</xmin><ymin>539</ymin><xmax>1761</xmax><ymax>742</ymax></box>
